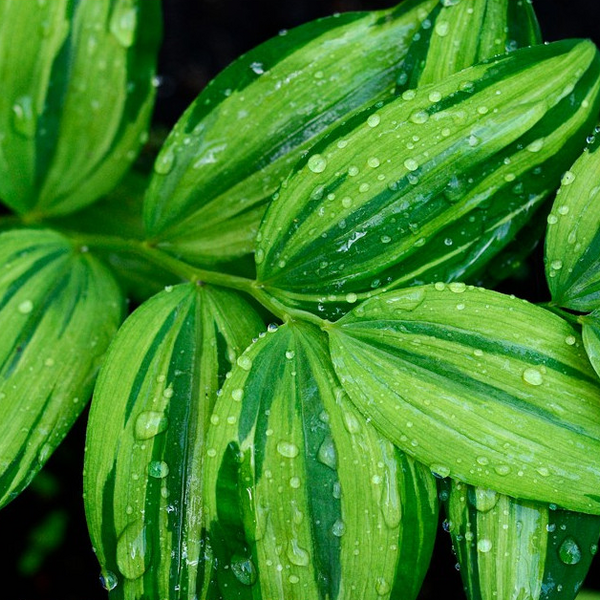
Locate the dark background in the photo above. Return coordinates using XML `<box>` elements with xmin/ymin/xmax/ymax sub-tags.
<box><xmin>2</xmin><ymin>1</ymin><xmax>600</xmax><ymax>598</ymax></box>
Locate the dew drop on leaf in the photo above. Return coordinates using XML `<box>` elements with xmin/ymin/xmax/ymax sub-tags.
<box><xmin>559</xmin><ymin>536</ymin><xmax>582</xmax><ymax>565</ymax></box>
<box><xmin>99</xmin><ymin>570</ymin><xmax>118</xmax><ymax>591</ymax></box>
<box><xmin>231</xmin><ymin>555</ymin><xmax>258</xmax><ymax>585</ymax></box>
<box><xmin>522</xmin><ymin>367</ymin><xmax>544</xmax><ymax>386</ymax></box>
<box><xmin>134</xmin><ymin>411</ymin><xmax>168</xmax><ymax>440</ymax></box>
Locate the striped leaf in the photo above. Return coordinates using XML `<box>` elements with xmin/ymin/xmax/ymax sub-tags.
<box><xmin>582</xmin><ymin>310</ymin><xmax>600</xmax><ymax>381</ymax></box>
<box><xmin>396</xmin><ymin>0</ymin><xmax>541</xmax><ymax>92</ymax></box>
<box><xmin>442</xmin><ymin>480</ymin><xmax>600</xmax><ymax>600</ymax></box>
<box><xmin>83</xmin><ymin>284</ymin><xmax>263</xmax><ymax>599</ymax></box>
<box><xmin>545</xmin><ymin>136</ymin><xmax>600</xmax><ymax>312</ymax></box>
<box><xmin>327</xmin><ymin>284</ymin><xmax>600</xmax><ymax>514</ymax></box>
<box><xmin>142</xmin><ymin>0</ymin><xmax>437</xmax><ymax>265</ymax></box>
<box><xmin>256</xmin><ymin>39</ymin><xmax>600</xmax><ymax>320</ymax></box>
<box><xmin>203</xmin><ymin>321</ymin><xmax>439</xmax><ymax>600</ymax></box>
<box><xmin>0</xmin><ymin>228</ymin><xmax>124</xmax><ymax>508</ymax></box>
<box><xmin>0</xmin><ymin>0</ymin><xmax>161</xmax><ymax>217</ymax></box>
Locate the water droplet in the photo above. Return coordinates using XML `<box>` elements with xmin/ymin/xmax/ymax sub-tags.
<box><xmin>435</xmin><ymin>20</ymin><xmax>449</xmax><ymax>36</ymax></box>
<box><xmin>135</xmin><ymin>411</ymin><xmax>168</xmax><ymax>440</ymax></box>
<box><xmin>557</xmin><ymin>205</ymin><xmax>570</xmax><ymax>216</ymax></box>
<box><xmin>317</xmin><ymin>437</ymin><xmax>337</xmax><ymax>470</ymax></box>
<box><xmin>154</xmin><ymin>147</ymin><xmax>175</xmax><ymax>175</ymax></box>
<box><xmin>99</xmin><ymin>570</ymin><xmax>118</xmax><ymax>591</ymax></box>
<box><xmin>345</xmin><ymin>293</ymin><xmax>358</xmax><ymax>304</ymax></box>
<box><xmin>110</xmin><ymin>2</ymin><xmax>137</xmax><ymax>47</ymax></box>
<box><xmin>476</xmin><ymin>456</ymin><xmax>489</xmax><ymax>466</ymax></box>
<box><xmin>308</xmin><ymin>154</ymin><xmax>327</xmax><ymax>173</ymax></box>
<box><xmin>367</xmin><ymin>114</ymin><xmax>381</xmax><ymax>128</ymax></box>
<box><xmin>470</xmin><ymin>488</ymin><xmax>498</xmax><ymax>512</ymax></box>
<box><xmin>494</xmin><ymin>465</ymin><xmax>511</xmax><ymax>476</ymax></box>
<box><xmin>410</xmin><ymin>110</ymin><xmax>429</xmax><ymax>124</ymax></box>
<box><xmin>565</xmin><ymin>335</ymin><xmax>577</xmax><ymax>346</ymax></box>
<box><xmin>468</xmin><ymin>134</ymin><xmax>480</xmax><ymax>147</ymax></box>
<box><xmin>267</xmin><ymin>323</ymin><xmax>279</xmax><ymax>333</ymax></box>
<box><xmin>276</xmin><ymin>441</ymin><xmax>299</xmax><ymax>458</ymax></box>
<box><xmin>116</xmin><ymin>521</ymin><xmax>149</xmax><ymax>579</ymax></box>
<box><xmin>237</xmin><ymin>355</ymin><xmax>253</xmax><ymax>371</ymax></box>
<box><xmin>430</xmin><ymin>464</ymin><xmax>451</xmax><ymax>478</ymax></box>
<box><xmin>287</xmin><ymin>539</ymin><xmax>310</xmax><ymax>566</ymax></box>
<box><xmin>561</xmin><ymin>171</ymin><xmax>576</xmax><ymax>186</ymax></box>
<box><xmin>404</xmin><ymin>158</ymin><xmax>419</xmax><ymax>171</ymax></box>
<box><xmin>550</xmin><ymin>260</ymin><xmax>563</xmax><ymax>270</ymax></box>
<box><xmin>559</xmin><ymin>536</ymin><xmax>582</xmax><ymax>565</ymax></box>
<box><xmin>477</xmin><ymin>539</ymin><xmax>492</xmax><ymax>553</ymax></box>
<box><xmin>12</xmin><ymin>96</ymin><xmax>36</xmax><ymax>138</ymax></box>
<box><xmin>375</xmin><ymin>577</ymin><xmax>391</xmax><ymax>596</ymax></box>
<box><xmin>522</xmin><ymin>367</ymin><xmax>543</xmax><ymax>386</ymax></box>
<box><xmin>18</xmin><ymin>300</ymin><xmax>33</xmax><ymax>314</ymax></box>
<box><xmin>429</xmin><ymin>91</ymin><xmax>442</xmax><ymax>103</ymax></box>
<box><xmin>148</xmin><ymin>460</ymin><xmax>169</xmax><ymax>479</ymax></box>
<box><xmin>332</xmin><ymin>519</ymin><xmax>346</xmax><ymax>537</ymax></box>
<box><xmin>449</xmin><ymin>282</ymin><xmax>466</xmax><ymax>293</ymax></box>
<box><xmin>288</xmin><ymin>574</ymin><xmax>300</xmax><ymax>584</ymax></box>
<box><xmin>368</xmin><ymin>157</ymin><xmax>380</xmax><ymax>168</ymax></box>
<box><xmin>250</xmin><ymin>61</ymin><xmax>265</xmax><ymax>75</ymax></box>
<box><xmin>231</xmin><ymin>555</ymin><xmax>258</xmax><ymax>585</ymax></box>
<box><xmin>527</xmin><ymin>139</ymin><xmax>544</xmax><ymax>153</ymax></box>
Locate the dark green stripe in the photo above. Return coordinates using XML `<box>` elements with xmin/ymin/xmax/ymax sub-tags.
<box><xmin>294</xmin><ymin>328</ymin><xmax>342</xmax><ymax>600</ymax></box>
<box><xmin>345</xmin><ymin>333</ymin><xmax>599</xmax><ymax>441</ymax></box>
<box><xmin>507</xmin><ymin>0</ymin><xmax>542</xmax><ymax>48</ymax></box>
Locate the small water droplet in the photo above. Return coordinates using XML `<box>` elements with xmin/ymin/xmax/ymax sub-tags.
<box><xmin>289</xmin><ymin>476</ymin><xmax>301</xmax><ymax>489</ymax></box>
<box><xmin>367</xmin><ymin>156</ymin><xmax>380</xmax><ymax>168</ymax></box>
<box><xmin>148</xmin><ymin>460</ymin><xmax>169</xmax><ymax>479</ymax></box>
<box><xmin>237</xmin><ymin>355</ymin><xmax>253</xmax><ymax>371</ymax></box>
<box><xmin>18</xmin><ymin>299</ymin><xmax>33</xmax><ymax>314</ymax></box>
<box><xmin>494</xmin><ymin>464</ymin><xmax>511</xmax><ymax>476</ymax></box>
<box><xmin>277</xmin><ymin>441</ymin><xmax>299</xmax><ymax>458</ymax></box>
<box><xmin>287</xmin><ymin>539</ymin><xmax>310</xmax><ymax>566</ymax></box>
<box><xmin>154</xmin><ymin>147</ymin><xmax>176</xmax><ymax>175</ymax></box>
<box><xmin>110</xmin><ymin>2</ymin><xmax>137</xmax><ymax>47</ymax></box>
<box><xmin>317</xmin><ymin>437</ymin><xmax>337</xmax><ymax>470</ymax></box>
<box><xmin>332</xmin><ymin>519</ymin><xmax>346</xmax><ymax>537</ymax></box>
<box><xmin>449</xmin><ymin>282</ymin><xmax>466</xmax><ymax>293</ymax></box>
<box><xmin>547</xmin><ymin>214</ymin><xmax>558</xmax><ymax>225</ymax></box>
<box><xmin>308</xmin><ymin>154</ymin><xmax>327</xmax><ymax>173</ymax></box>
<box><xmin>375</xmin><ymin>577</ymin><xmax>391</xmax><ymax>596</ymax></box>
<box><xmin>565</xmin><ymin>335</ymin><xmax>577</xmax><ymax>346</ymax></box>
<box><xmin>477</xmin><ymin>538</ymin><xmax>492</xmax><ymax>553</ymax></box>
<box><xmin>345</xmin><ymin>293</ymin><xmax>358</xmax><ymax>304</ymax></box>
<box><xmin>527</xmin><ymin>139</ymin><xmax>544</xmax><ymax>153</ymax></box>
<box><xmin>231</xmin><ymin>555</ymin><xmax>258</xmax><ymax>585</ymax></box>
<box><xmin>250</xmin><ymin>61</ymin><xmax>265</xmax><ymax>75</ymax></box>
<box><xmin>435</xmin><ymin>20</ymin><xmax>449</xmax><ymax>36</ymax></box>
<box><xmin>561</xmin><ymin>171</ymin><xmax>576</xmax><ymax>185</ymax></box>
<box><xmin>135</xmin><ymin>411</ymin><xmax>169</xmax><ymax>440</ymax></box>
<box><xmin>429</xmin><ymin>91</ymin><xmax>442</xmax><ymax>103</ymax></box>
<box><xmin>522</xmin><ymin>367</ymin><xmax>543</xmax><ymax>386</ymax></box>
<box><xmin>559</xmin><ymin>536</ymin><xmax>582</xmax><ymax>565</ymax></box>
<box><xmin>99</xmin><ymin>570</ymin><xmax>118</xmax><ymax>591</ymax></box>
<box><xmin>367</xmin><ymin>114</ymin><xmax>381</xmax><ymax>128</ymax></box>
<box><xmin>12</xmin><ymin>96</ymin><xmax>36</xmax><ymax>138</ymax></box>
<box><xmin>404</xmin><ymin>158</ymin><xmax>419</xmax><ymax>171</ymax></box>
<box><xmin>410</xmin><ymin>110</ymin><xmax>429</xmax><ymax>124</ymax></box>
<box><xmin>431</xmin><ymin>464</ymin><xmax>451</xmax><ymax>478</ymax></box>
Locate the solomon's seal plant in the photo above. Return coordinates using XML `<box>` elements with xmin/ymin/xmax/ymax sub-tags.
<box><xmin>3</xmin><ymin>0</ymin><xmax>600</xmax><ymax>598</ymax></box>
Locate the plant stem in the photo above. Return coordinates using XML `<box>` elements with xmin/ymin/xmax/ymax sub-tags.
<box><xmin>68</xmin><ymin>231</ymin><xmax>328</xmax><ymax>327</ymax></box>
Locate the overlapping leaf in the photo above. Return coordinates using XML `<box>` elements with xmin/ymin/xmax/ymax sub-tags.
<box><xmin>396</xmin><ymin>0</ymin><xmax>541</xmax><ymax>92</ymax></box>
<box><xmin>327</xmin><ymin>284</ymin><xmax>600</xmax><ymax>513</ymax></box>
<box><xmin>0</xmin><ymin>0</ymin><xmax>161</xmax><ymax>217</ymax></box>
<box><xmin>203</xmin><ymin>321</ymin><xmax>439</xmax><ymax>600</ymax></box>
<box><xmin>545</xmin><ymin>136</ymin><xmax>600</xmax><ymax>312</ymax></box>
<box><xmin>0</xmin><ymin>229</ymin><xmax>124</xmax><ymax>508</ymax></box>
<box><xmin>256</xmin><ymin>39</ymin><xmax>600</xmax><ymax>319</ymax></box>
<box><xmin>83</xmin><ymin>283</ymin><xmax>263</xmax><ymax>599</ymax></box>
<box><xmin>142</xmin><ymin>0</ymin><xmax>437</xmax><ymax>265</ymax></box>
<box><xmin>442</xmin><ymin>480</ymin><xmax>600</xmax><ymax>600</ymax></box>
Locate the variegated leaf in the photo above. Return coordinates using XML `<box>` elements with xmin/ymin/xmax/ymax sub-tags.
<box><xmin>256</xmin><ymin>39</ymin><xmax>600</xmax><ymax>320</ymax></box>
<box><xmin>442</xmin><ymin>480</ymin><xmax>600</xmax><ymax>600</ymax></box>
<box><xmin>545</xmin><ymin>136</ymin><xmax>600</xmax><ymax>312</ymax></box>
<box><xmin>0</xmin><ymin>228</ymin><xmax>124</xmax><ymax>507</ymax></box>
<box><xmin>203</xmin><ymin>321</ymin><xmax>439</xmax><ymax>600</ymax></box>
<box><xmin>396</xmin><ymin>0</ymin><xmax>541</xmax><ymax>91</ymax></box>
<box><xmin>143</xmin><ymin>0</ymin><xmax>437</xmax><ymax>265</ymax></box>
<box><xmin>83</xmin><ymin>283</ymin><xmax>263</xmax><ymax>599</ymax></box>
<box><xmin>0</xmin><ymin>0</ymin><xmax>161</xmax><ymax>217</ymax></box>
<box><xmin>327</xmin><ymin>284</ymin><xmax>600</xmax><ymax>513</ymax></box>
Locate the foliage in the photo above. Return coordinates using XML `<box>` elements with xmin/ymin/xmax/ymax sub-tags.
<box><xmin>2</xmin><ymin>0</ymin><xmax>600</xmax><ymax>598</ymax></box>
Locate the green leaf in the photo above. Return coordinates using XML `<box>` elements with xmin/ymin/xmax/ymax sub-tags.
<box><xmin>203</xmin><ymin>321</ymin><xmax>439</xmax><ymax>599</ymax></box>
<box><xmin>441</xmin><ymin>480</ymin><xmax>600</xmax><ymax>600</ymax></box>
<box><xmin>396</xmin><ymin>0</ymin><xmax>541</xmax><ymax>91</ymax></box>
<box><xmin>83</xmin><ymin>283</ymin><xmax>263</xmax><ymax>599</ymax></box>
<box><xmin>0</xmin><ymin>228</ymin><xmax>124</xmax><ymax>508</ymax></box>
<box><xmin>256</xmin><ymin>39</ymin><xmax>600</xmax><ymax>320</ymax></box>
<box><xmin>143</xmin><ymin>0</ymin><xmax>437</xmax><ymax>265</ymax></box>
<box><xmin>545</xmin><ymin>138</ymin><xmax>600</xmax><ymax>312</ymax></box>
<box><xmin>581</xmin><ymin>310</ymin><xmax>600</xmax><ymax>380</ymax></box>
<box><xmin>0</xmin><ymin>0</ymin><xmax>161</xmax><ymax>217</ymax></box>
<box><xmin>327</xmin><ymin>284</ymin><xmax>600</xmax><ymax>514</ymax></box>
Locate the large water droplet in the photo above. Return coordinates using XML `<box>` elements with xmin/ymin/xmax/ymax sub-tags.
<box><xmin>135</xmin><ymin>411</ymin><xmax>168</xmax><ymax>440</ymax></box>
<box><xmin>99</xmin><ymin>570</ymin><xmax>118</xmax><ymax>591</ymax></box>
<box><xmin>559</xmin><ymin>536</ymin><xmax>582</xmax><ymax>565</ymax></box>
<box><xmin>287</xmin><ymin>538</ymin><xmax>310</xmax><ymax>566</ymax></box>
<box><xmin>148</xmin><ymin>460</ymin><xmax>169</xmax><ymax>479</ymax></box>
<box><xmin>116</xmin><ymin>521</ymin><xmax>149</xmax><ymax>579</ymax></box>
<box><xmin>12</xmin><ymin>96</ymin><xmax>36</xmax><ymax>138</ymax></box>
<box><xmin>231</xmin><ymin>555</ymin><xmax>258</xmax><ymax>585</ymax></box>
<box><xmin>237</xmin><ymin>355</ymin><xmax>253</xmax><ymax>371</ymax></box>
<box><xmin>522</xmin><ymin>367</ymin><xmax>543</xmax><ymax>386</ymax></box>
<box><xmin>317</xmin><ymin>437</ymin><xmax>337</xmax><ymax>470</ymax></box>
<box><xmin>109</xmin><ymin>1</ymin><xmax>137</xmax><ymax>47</ymax></box>
<box><xmin>308</xmin><ymin>154</ymin><xmax>327</xmax><ymax>173</ymax></box>
<box><xmin>276</xmin><ymin>441</ymin><xmax>299</xmax><ymax>459</ymax></box>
